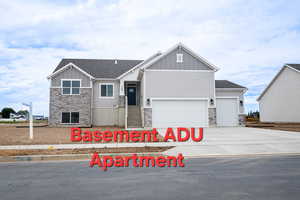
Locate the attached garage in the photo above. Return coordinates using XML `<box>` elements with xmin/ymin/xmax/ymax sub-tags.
<box><xmin>216</xmin><ymin>97</ymin><xmax>239</xmax><ymax>126</ymax></box>
<box><xmin>152</xmin><ymin>99</ymin><xmax>208</xmax><ymax>128</ymax></box>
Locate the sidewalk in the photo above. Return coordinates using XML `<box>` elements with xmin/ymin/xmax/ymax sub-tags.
<box><xmin>1</xmin><ymin>127</ymin><xmax>300</xmax><ymax>157</ymax></box>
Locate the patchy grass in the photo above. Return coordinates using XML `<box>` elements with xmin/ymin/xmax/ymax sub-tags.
<box><xmin>0</xmin><ymin>146</ymin><xmax>173</xmax><ymax>156</ymax></box>
<box><xmin>0</xmin><ymin>126</ymin><xmax>165</xmax><ymax>145</ymax></box>
<box><xmin>0</xmin><ymin>121</ymin><xmax>27</xmax><ymax>124</ymax></box>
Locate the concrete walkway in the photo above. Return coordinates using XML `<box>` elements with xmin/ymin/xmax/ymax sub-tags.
<box><xmin>165</xmin><ymin>127</ymin><xmax>300</xmax><ymax>157</ymax></box>
<box><xmin>1</xmin><ymin>127</ymin><xmax>300</xmax><ymax>157</ymax></box>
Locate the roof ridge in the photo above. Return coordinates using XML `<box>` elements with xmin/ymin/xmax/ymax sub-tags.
<box><xmin>62</xmin><ymin>58</ymin><xmax>143</xmax><ymax>61</ymax></box>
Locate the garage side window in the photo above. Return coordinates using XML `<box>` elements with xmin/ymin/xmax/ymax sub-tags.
<box><xmin>100</xmin><ymin>83</ymin><xmax>114</xmax><ymax>98</ymax></box>
<box><xmin>61</xmin><ymin>80</ymin><xmax>81</xmax><ymax>95</ymax></box>
<box><xmin>61</xmin><ymin>112</ymin><xmax>79</xmax><ymax>124</ymax></box>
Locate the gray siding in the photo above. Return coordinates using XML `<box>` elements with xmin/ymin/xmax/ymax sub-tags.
<box><xmin>92</xmin><ymin>107</ymin><xmax>125</xmax><ymax>126</ymax></box>
<box><xmin>148</xmin><ymin>47</ymin><xmax>211</xmax><ymax>70</ymax></box>
<box><xmin>92</xmin><ymin>80</ymin><xmax>125</xmax><ymax>126</ymax></box>
<box><xmin>93</xmin><ymin>80</ymin><xmax>120</xmax><ymax>108</ymax></box>
<box><xmin>145</xmin><ymin>71</ymin><xmax>215</xmax><ymax>104</ymax></box>
<box><xmin>216</xmin><ymin>89</ymin><xmax>245</xmax><ymax>114</ymax></box>
<box><xmin>259</xmin><ymin>68</ymin><xmax>300</xmax><ymax>122</ymax></box>
<box><xmin>51</xmin><ymin>66</ymin><xmax>91</xmax><ymax>87</ymax></box>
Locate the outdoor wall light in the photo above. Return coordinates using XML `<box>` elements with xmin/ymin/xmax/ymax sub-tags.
<box><xmin>147</xmin><ymin>98</ymin><xmax>150</xmax><ymax>106</ymax></box>
<box><xmin>240</xmin><ymin>100</ymin><xmax>243</xmax><ymax>106</ymax></box>
<box><xmin>210</xmin><ymin>98</ymin><xmax>214</xmax><ymax>106</ymax></box>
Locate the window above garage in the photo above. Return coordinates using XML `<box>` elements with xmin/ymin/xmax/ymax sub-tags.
<box><xmin>176</xmin><ymin>53</ymin><xmax>183</xmax><ymax>63</ymax></box>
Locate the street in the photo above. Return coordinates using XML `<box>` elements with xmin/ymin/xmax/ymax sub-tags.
<box><xmin>1</xmin><ymin>156</ymin><xmax>300</xmax><ymax>200</ymax></box>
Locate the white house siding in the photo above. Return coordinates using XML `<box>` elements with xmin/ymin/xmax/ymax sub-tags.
<box><xmin>259</xmin><ymin>68</ymin><xmax>300</xmax><ymax>123</ymax></box>
<box><xmin>145</xmin><ymin>70</ymin><xmax>215</xmax><ymax>103</ymax></box>
<box><xmin>143</xmin><ymin>70</ymin><xmax>214</xmax><ymax>127</ymax></box>
<box><xmin>51</xmin><ymin>67</ymin><xmax>91</xmax><ymax>87</ymax></box>
<box><xmin>216</xmin><ymin>89</ymin><xmax>245</xmax><ymax>114</ymax></box>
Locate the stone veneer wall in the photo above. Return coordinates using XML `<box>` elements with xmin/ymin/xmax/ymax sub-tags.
<box><xmin>144</xmin><ymin>108</ymin><xmax>152</xmax><ymax>127</ymax></box>
<box><xmin>208</xmin><ymin>108</ymin><xmax>216</xmax><ymax>126</ymax></box>
<box><xmin>238</xmin><ymin>114</ymin><xmax>246</xmax><ymax>126</ymax></box>
<box><xmin>118</xmin><ymin>95</ymin><xmax>125</xmax><ymax>107</ymax></box>
<box><xmin>49</xmin><ymin>88</ymin><xmax>92</xmax><ymax>127</ymax></box>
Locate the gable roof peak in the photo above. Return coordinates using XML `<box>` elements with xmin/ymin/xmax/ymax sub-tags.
<box><xmin>141</xmin><ymin>43</ymin><xmax>220</xmax><ymax>71</ymax></box>
<box><xmin>285</xmin><ymin>64</ymin><xmax>300</xmax><ymax>72</ymax></box>
<box><xmin>257</xmin><ymin>64</ymin><xmax>300</xmax><ymax>101</ymax></box>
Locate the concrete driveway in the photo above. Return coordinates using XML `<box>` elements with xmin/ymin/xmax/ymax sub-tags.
<box><xmin>164</xmin><ymin>127</ymin><xmax>300</xmax><ymax>157</ymax></box>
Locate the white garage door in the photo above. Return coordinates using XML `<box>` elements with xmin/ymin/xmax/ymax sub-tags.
<box><xmin>152</xmin><ymin>99</ymin><xmax>208</xmax><ymax>128</ymax></box>
<box><xmin>216</xmin><ymin>98</ymin><xmax>238</xmax><ymax>126</ymax></box>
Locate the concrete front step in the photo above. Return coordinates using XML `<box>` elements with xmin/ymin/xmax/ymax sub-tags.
<box><xmin>127</xmin><ymin>106</ymin><xmax>142</xmax><ymax>128</ymax></box>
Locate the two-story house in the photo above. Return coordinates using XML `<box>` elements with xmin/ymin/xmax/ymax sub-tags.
<box><xmin>47</xmin><ymin>43</ymin><xmax>247</xmax><ymax>128</ymax></box>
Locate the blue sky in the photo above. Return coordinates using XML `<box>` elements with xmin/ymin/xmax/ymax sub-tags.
<box><xmin>1</xmin><ymin>0</ymin><xmax>300</xmax><ymax>115</ymax></box>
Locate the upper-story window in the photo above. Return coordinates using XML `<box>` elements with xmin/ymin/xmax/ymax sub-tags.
<box><xmin>61</xmin><ymin>79</ymin><xmax>81</xmax><ymax>95</ymax></box>
<box><xmin>100</xmin><ymin>83</ymin><xmax>114</xmax><ymax>98</ymax></box>
<box><xmin>176</xmin><ymin>53</ymin><xmax>183</xmax><ymax>63</ymax></box>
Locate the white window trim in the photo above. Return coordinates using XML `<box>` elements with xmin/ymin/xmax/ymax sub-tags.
<box><xmin>60</xmin><ymin>112</ymin><xmax>80</xmax><ymax>124</ymax></box>
<box><xmin>61</xmin><ymin>79</ymin><xmax>81</xmax><ymax>95</ymax></box>
<box><xmin>99</xmin><ymin>83</ymin><xmax>115</xmax><ymax>99</ymax></box>
<box><xmin>176</xmin><ymin>53</ymin><xmax>183</xmax><ymax>63</ymax></box>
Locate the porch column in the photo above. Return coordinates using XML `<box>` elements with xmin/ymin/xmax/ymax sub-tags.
<box><xmin>120</xmin><ymin>79</ymin><xmax>125</xmax><ymax>96</ymax></box>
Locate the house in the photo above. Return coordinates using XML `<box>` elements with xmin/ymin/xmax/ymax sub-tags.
<box><xmin>47</xmin><ymin>43</ymin><xmax>247</xmax><ymax>128</ymax></box>
<box><xmin>33</xmin><ymin>115</ymin><xmax>46</xmax><ymax>120</ymax></box>
<box><xmin>257</xmin><ymin>64</ymin><xmax>300</xmax><ymax>123</ymax></box>
<box><xmin>10</xmin><ymin>113</ymin><xmax>27</xmax><ymax>120</ymax></box>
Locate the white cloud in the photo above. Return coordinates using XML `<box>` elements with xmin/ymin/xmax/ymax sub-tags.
<box><xmin>1</xmin><ymin>0</ymin><xmax>300</xmax><ymax>115</ymax></box>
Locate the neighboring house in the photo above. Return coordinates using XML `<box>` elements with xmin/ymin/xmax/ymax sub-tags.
<box><xmin>257</xmin><ymin>64</ymin><xmax>300</xmax><ymax>123</ymax></box>
<box><xmin>47</xmin><ymin>43</ymin><xmax>247</xmax><ymax>128</ymax></box>
<box><xmin>10</xmin><ymin>113</ymin><xmax>26</xmax><ymax>120</ymax></box>
<box><xmin>33</xmin><ymin>115</ymin><xmax>46</xmax><ymax>120</ymax></box>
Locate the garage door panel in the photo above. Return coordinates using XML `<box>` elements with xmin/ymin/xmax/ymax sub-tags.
<box><xmin>216</xmin><ymin>98</ymin><xmax>238</xmax><ymax>127</ymax></box>
<box><xmin>152</xmin><ymin>100</ymin><xmax>208</xmax><ymax>128</ymax></box>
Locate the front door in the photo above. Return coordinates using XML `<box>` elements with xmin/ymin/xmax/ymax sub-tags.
<box><xmin>127</xmin><ymin>87</ymin><xmax>136</xmax><ymax>105</ymax></box>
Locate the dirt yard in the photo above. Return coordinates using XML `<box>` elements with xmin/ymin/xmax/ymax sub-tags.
<box><xmin>246</xmin><ymin>122</ymin><xmax>300</xmax><ymax>132</ymax></box>
<box><xmin>0</xmin><ymin>146</ymin><xmax>173</xmax><ymax>156</ymax></box>
<box><xmin>0</xmin><ymin>126</ymin><xmax>165</xmax><ymax>145</ymax></box>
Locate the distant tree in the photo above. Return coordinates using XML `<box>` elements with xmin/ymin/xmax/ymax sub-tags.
<box><xmin>247</xmin><ymin>110</ymin><xmax>260</xmax><ymax>119</ymax></box>
<box><xmin>1</xmin><ymin>108</ymin><xmax>16</xmax><ymax>118</ymax></box>
<box><xmin>17</xmin><ymin>110</ymin><xmax>29</xmax><ymax>116</ymax></box>
<box><xmin>253</xmin><ymin>111</ymin><xmax>260</xmax><ymax>119</ymax></box>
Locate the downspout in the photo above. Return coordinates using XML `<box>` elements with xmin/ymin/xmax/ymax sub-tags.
<box><xmin>90</xmin><ymin>79</ymin><xmax>93</xmax><ymax>127</ymax></box>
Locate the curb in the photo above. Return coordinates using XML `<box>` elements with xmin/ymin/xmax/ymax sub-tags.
<box><xmin>0</xmin><ymin>152</ymin><xmax>163</xmax><ymax>163</ymax></box>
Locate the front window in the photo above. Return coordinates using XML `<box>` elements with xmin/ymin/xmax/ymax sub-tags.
<box><xmin>61</xmin><ymin>112</ymin><xmax>79</xmax><ymax>124</ymax></box>
<box><xmin>100</xmin><ymin>83</ymin><xmax>114</xmax><ymax>97</ymax></box>
<box><xmin>62</xmin><ymin>80</ymin><xmax>81</xmax><ymax>95</ymax></box>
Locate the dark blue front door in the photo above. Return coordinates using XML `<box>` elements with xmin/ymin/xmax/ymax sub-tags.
<box><xmin>127</xmin><ymin>87</ymin><xmax>136</xmax><ymax>105</ymax></box>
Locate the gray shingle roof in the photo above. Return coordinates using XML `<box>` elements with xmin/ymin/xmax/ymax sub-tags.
<box><xmin>215</xmin><ymin>80</ymin><xmax>246</xmax><ymax>89</ymax></box>
<box><xmin>54</xmin><ymin>59</ymin><xmax>143</xmax><ymax>79</ymax></box>
<box><xmin>287</xmin><ymin>64</ymin><xmax>300</xmax><ymax>71</ymax></box>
